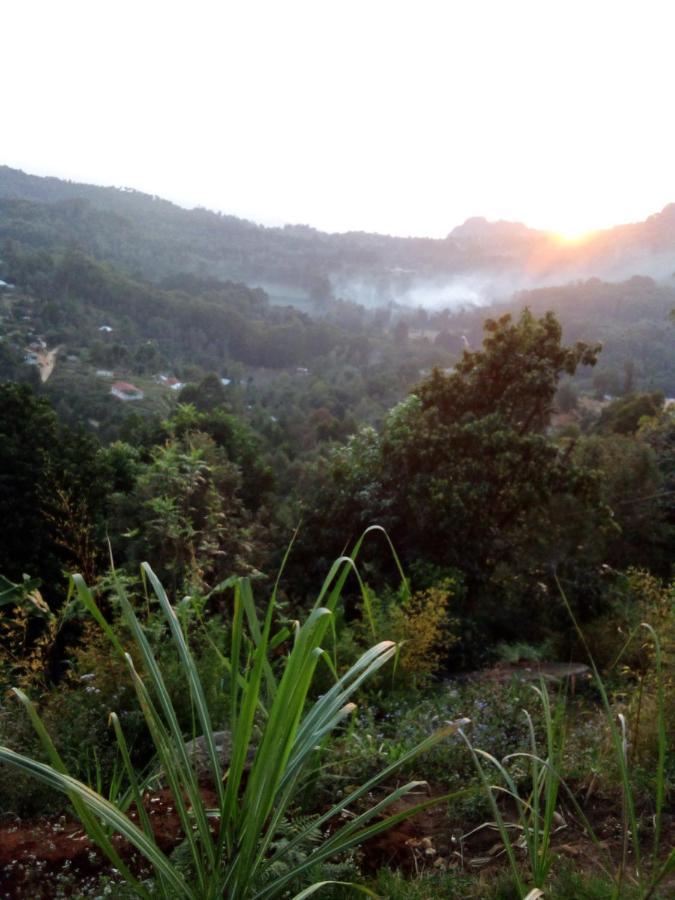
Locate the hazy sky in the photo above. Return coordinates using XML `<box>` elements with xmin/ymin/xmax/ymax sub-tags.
<box><xmin>4</xmin><ymin>0</ymin><xmax>675</xmax><ymax>238</ymax></box>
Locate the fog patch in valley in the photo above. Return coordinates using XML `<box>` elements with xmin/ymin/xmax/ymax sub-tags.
<box><xmin>333</xmin><ymin>249</ymin><xmax>675</xmax><ymax>313</ymax></box>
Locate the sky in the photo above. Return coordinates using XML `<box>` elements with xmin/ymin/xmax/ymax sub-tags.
<box><xmin>3</xmin><ymin>0</ymin><xmax>675</xmax><ymax>239</ymax></box>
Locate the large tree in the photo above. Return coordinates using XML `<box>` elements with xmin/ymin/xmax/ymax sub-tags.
<box><xmin>297</xmin><ymin>311</ymin><xmax>605</xmax><ymax>641</ymax></box>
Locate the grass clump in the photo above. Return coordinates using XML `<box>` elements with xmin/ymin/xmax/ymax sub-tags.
<box><xmin>0</xmin><ymin>530</ymin><xmax>467</xmax><ymax>898</ymax></box>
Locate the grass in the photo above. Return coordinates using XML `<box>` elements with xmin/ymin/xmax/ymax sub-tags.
<box><xmin>458</xmin><ymin>579</ymin><xmax>673</xmax><ymax>900</ymax></box>
<box><xmin>459</xmin><ymin>684</ymin><xmax>562</xmax><ymax>895</ymax></box>
<box><xmin>0</xmin><ymin>529</ymin><xmax>468</xmax><ymax>898</ymax></box>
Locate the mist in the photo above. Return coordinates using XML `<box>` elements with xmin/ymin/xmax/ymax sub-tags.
<box><xmin>331</xmin><ymin>247</ymin><xmax>675</xmax><ymax>313</ymax></box>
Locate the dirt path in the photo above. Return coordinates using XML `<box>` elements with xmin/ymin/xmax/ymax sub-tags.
<box><xmin>36</xmin><ymin>346</ymin><xmax>62</xmax><ymax>383</ymax></box>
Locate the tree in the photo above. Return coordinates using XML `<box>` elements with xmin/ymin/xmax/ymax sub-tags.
<box><xmin>178</xmin><ymin>374</ymin><xmax>228</xmax><ymax>412</ymax></box>
<box><xmin>297</xmin><ymin>311</ymin><xmax>604</xmax><ymax>644</ymax></box>
<box><xmin>0</xmin><ymin>383</ymin><xmax>111</xmax><ymax>600</ymax></box>
<box><xmin>595</xmin><ymin>392</ymin><xmax>665</xmax><ymax>435</ymax></box>
<box><xmin>109</xmin><ymin>432</ymin><xmax>259</xmax><ymax>595</ymax></box>
<box><xmin>575</xmin><ymin>432</ymin><xmax>669</xmax><ymax>574</ymax></box>
<box><xmin>555</xmin><ymin>380</ymin><xmax>578</xmax><ymax>413</ymax></box>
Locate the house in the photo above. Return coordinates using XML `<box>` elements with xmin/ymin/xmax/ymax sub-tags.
<box><xmin>23</xmin><ymin>351</ymin><xmax>39</xmax><ymax>365</ymax></box>
<box><xmin>96</xmin><ymin>369</ymin><xmax>114</xmax><ymax>377</ymax></box>
<box><xmin>111</xmin><ymin>381</ymin><xmax>144</xmax><ymax>401</ymax></box>
<box><xmin>98</xmin><ymin>325</ymin><xmax>114</xmax><ymax>333</ymax></box>
<box><xmin>156</xmin><ymin>374</ymin><xmax>185</xmax><ymax>391</ymax></box>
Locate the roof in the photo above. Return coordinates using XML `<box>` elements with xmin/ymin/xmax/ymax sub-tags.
<box><xmin>112</xmin><ymin>381</ymin><xmax>141</xmax><ymax>392</ymax></box>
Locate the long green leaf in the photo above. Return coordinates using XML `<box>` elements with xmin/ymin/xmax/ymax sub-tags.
<box><xmin>0</xmin><ymin>747</ymin><xmax>191</xmax><ymax>899</ymax></box>
<box><xmin>10</xmin><ymin>689</ymin><xmax>149</xmax><ymax>895</ymax></box>
<box><xmin>143</xmin><ymin>563</ymin><xmax>225</xmax><ymax>808</ymax></box>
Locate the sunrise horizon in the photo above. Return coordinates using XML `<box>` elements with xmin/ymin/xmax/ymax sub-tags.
<box><xmin>3</xmin><ymin>159</ymin><xmax>671</xmax><ymax>246</ymax></box>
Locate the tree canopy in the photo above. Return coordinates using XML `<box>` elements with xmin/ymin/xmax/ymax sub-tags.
<box><xmin>297</xmin><ymin>311</ymin><xmax>606</xmax><ymax>645</ymax></box>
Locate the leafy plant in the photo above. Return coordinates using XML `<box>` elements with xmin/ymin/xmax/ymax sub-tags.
<box><xmin>494</xmin><ymin>641</ymin><xmax>554</xmax><ymax>665</ymax></box>
<box><xmin>0</xmin><ymin>530</ymin><xmax>467</xmax><ymax>898</ymax></box>
<box><xmin>347</xmin><ymin>578</ymin><xmax>459</xmax><ymax>690</ymax></box>
<box><xmin>460</xmin><ymin>682</ymin><xmax>570</xmax><ymax>895</ymax></box>
<box><xmin>559</xmin><ymin>575</ymin><xmax>674</xmax><ymax>898</ymax></box>
<box><xmin>464</xmin><ymin>580</ymin><xmax>673</xmax><ymax>899</ymax></box>
<box><xmin>0</xmin><ymin>572</ymin><xmax>57</xmax><ymax>690</ymax></box>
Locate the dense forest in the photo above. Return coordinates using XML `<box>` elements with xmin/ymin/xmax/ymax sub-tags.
<box><xmin>0</xmin><ymin>169</ymin><xmax>673</xmax><ymax>899</ymax></box>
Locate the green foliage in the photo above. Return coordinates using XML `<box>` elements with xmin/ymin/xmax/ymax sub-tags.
<box><xmin>556</xmin><ymin>579</ymin><xmax>673</xmax><ymax>898</ymax></box>
<box><xmin>167</xmin><ymin>399</ymin><xmax>274</xmax><ymax>508</ymax></box>
<box><xmin>0</xmin><ymin>549</ymin><xmax>466</xmax><ymax>898</ymax></box>
<box><xmin>348</xmin><ymin>579</ymin><xmax>460</xmax><ymax>689</ymax></box>
<box><xmin>582</xmin><ymin>570</ymin><xmax>675</xmax><ymax>786</ymax></box>
<box><xmin>1</xmin><ymin>165</ymin><xmax>674</xmax><ymax>898</ymax></box>
<box><xmin>461</xmin><ymin>683</ymin><xmax>567</xmax><ymax>893</ymax></box>
<box><xmin>548</xmin><ymin>864</ymin><xmax>646</xmax><ymax>899</ymax></box>
<box><xmin>1</xmin><ymin>239</ymin><xmax>347</xmax><ymax>373</ymax></box>
<box><xmin>108</xmin><ymin>431</ymin><xmax>259</xmax><ymax>595</ymax></box>
<box><xmin>0</xmin><ymin>573</ymin><xmax>57</xmax><ymax>690</ymax></box>
<box><xmin>0</xmin><ymin>382</ymin><xmax>112</xmax><ymax>597</ymax></box>
<box><xmin>323</xmin><ymin>679</ymin><xmax>535</xmax><ymax>794</ymax></box>
<box><xmin>595</xmin><ymin>392</ymin><xmax>665</xmax><ymax>435</ymax></box>
<box><xmin>299</xmin><ymin>310</ymin><xmax>606</xmax><ymax>647</ymax></box>
<box><xmin>494</xmin><ymin>640</ymin><xmax>554</xmax><ymax>664</ymax></box>
<box><xmin>368</xmin><ymin>868</ymin><xmax>472</xmax><ymax>898</ymax></box>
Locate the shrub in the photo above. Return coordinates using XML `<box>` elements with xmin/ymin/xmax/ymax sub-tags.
<box><xmin>0</xmin><ymin>573</ymin><xmax>58</xmax><ymax>692</ymax></box>
<box><xmin>352</xmin><ymin>578</ymin><xmax>460</xmax><ymax>689</ymax></box>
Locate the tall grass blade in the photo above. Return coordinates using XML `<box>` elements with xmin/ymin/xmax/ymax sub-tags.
<box><xmin>0</xmin><ymin>747</ymin><xmax>191</xmax><ymax>899</ymax></box>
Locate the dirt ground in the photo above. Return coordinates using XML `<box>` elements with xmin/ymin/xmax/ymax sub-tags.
<box><xmin>35</xmin><ymin>346</ymin><xmax>61</xmax><ymax>383</ymax></box>
<box><xmin>0</xmin><ymin>787</ymin><xmax>218</xmax><ymax>899</ymax></box>
<box><xmin>1</xmin><ymin>781</ymin><xmax>671</xmax><ymax>898</ymax></box>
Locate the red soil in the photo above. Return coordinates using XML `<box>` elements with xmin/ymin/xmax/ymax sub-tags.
<box><xmin>0</xmin><ymin>788</ymin><xmax>218</xmax><ymax>899</ymax></box>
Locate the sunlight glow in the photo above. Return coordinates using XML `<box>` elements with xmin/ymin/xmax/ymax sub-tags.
<box><xmin>551</xmin><ymin>226</ymin><xmax>597</xmax><ymax>244</ymax></box>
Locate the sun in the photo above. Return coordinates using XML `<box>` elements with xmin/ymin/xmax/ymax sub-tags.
<box><xmin>551</xmin><ymin>224</ymin><xmax>596</xmax><ymax>244</ymax></box>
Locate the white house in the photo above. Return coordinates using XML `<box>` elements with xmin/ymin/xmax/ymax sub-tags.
<box><xmin>111</xmin><ymin>381</ymin><xmax>144</xmax><ymax>401</ymax></box>
<box><xmin>157</xmin><ymin>374</ymin><xmax>185</xmax><ymax>391</ymax></box>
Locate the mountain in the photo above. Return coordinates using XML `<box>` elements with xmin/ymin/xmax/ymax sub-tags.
<box><xmin>2</xmin><ymin>165</ymin><xmax>675</xmax><ymax>308</ymax></box>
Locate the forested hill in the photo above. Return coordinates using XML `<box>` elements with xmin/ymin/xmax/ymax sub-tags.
<box><xmin>0</xmin><ymin>165</ymin><xmax>477</xmax><ymax>298</ymax></box>
<box><xmin>3</xmin><ymin>165</ymin><xmax>675</xmax><ymax>306</ymax></box>
<box><xmin>1</xmin><ymin>164</ymin><xmax>674</xmax><ymax>398</ymax></box>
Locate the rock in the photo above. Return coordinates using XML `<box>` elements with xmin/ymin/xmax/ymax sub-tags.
<box><xmin>155</xmin><ymin>730</ymin><xmax>255</xmax><ymax>786</ymax></box>
<box><xmin>183</xmin><ymin>730</ymin><xmax>233</xmax><ymax>782</ymax></box>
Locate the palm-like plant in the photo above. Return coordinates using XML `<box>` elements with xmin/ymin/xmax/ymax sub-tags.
<box><xmin>0</xmin><ymin>531</ymin><xmax>465</xmax><ymax>898</ymax></box>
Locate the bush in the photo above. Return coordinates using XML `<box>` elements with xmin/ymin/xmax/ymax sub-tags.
<box><xmin>340</xmin><ymin>578</ymin><xmax>460</xmax><ymax>690</ymax></box>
